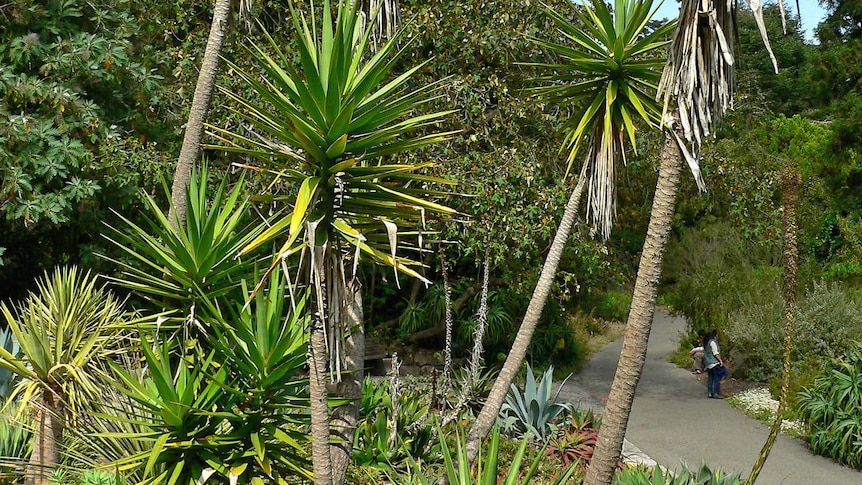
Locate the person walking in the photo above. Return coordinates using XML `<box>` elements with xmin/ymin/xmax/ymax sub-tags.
<box><xmin>702</xmin><ymin>329</ymin><xmax>726</xmax><ymax>399</ymax></box>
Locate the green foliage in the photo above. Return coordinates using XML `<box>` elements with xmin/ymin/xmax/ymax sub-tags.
<box><xmin>613</xmin><ymin>462</ymin><xmax>741</xmax><ymax>485</ymax></box>
<box><xmin>663</xmin><ymin>222</ymin><xmax>781</xmax><ymax>339</ymax></box>
<box><xmin>498</xmin><ymin>363</ymin><xmax>572</xmax><ymax>442</ymax></box>
<box><xmin>88</xmin><ymin>271</ymin><xmax>312</xmax><ymax>484</ymax></box>
<box><xmin>396</xmin><ymin>426</ymin><xmax>577</xmax><ymax>485</ymax></box>
<box><xmin>211</xmin><ymin>0</ymin><xmax>458</xmax><ymax>283</ymax></box>
<box><xmin>102</xmin><ymin>166</ymin><xmax>264</xmax><ymax>320</ymax></box>
<box><xmin>798</xmin><ymin>343</ymin><xmax>862</xmax><ymax>469</ymax></box>
<box><xmin>0</xmin><ymin>0</ymin><xmax>162</xmax><ymax>225</ymax></box>
<box><xmin>582</xmin><ymin>290</ymin><xmax>632</xmax><ymax>322</ymax></box>
<box><xmin>0</xmin><ymin>266</ymin><xmax>152</xmax><ymax>416</ymax></box>
<box><xmin>735</xmin><ymin>5</ymin><xmax>813</xmax><ymax>116</ymax></box>
<box><xmin>353</xmin><ymin>378</ymin><xmax>437</xmax><ymax>472</ymax></box>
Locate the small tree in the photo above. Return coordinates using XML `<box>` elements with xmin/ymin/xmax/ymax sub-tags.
<box><xmin>0</xmin><ymin>267</ymin><xmax>152</xmax><ymax>485</ymax></box>
<box><xmin>211</xmin><ymin>1</ymin><xmax>460</xmax><ymax>482</ymax></box>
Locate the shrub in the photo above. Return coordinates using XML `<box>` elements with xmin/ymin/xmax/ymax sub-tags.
<box><xmin>798</xmin><ymin>343</ymin><xmax>862</xmax><ymax>469</ymax></box>
<box><xmin>583</xmin><ymin>290</ymin><xmax>632</xmax><ymax>322</ymax></box>
<box><xmin>545</xmin><ymin>408</ymin><xmax>601</xmax><ymax>470</ymax></box>
<box><xmin>498</xmin><ymin>363</ymin><xmax>572</xmax><ymax>442</ymax></box>
<box><xmin>663</xmin><ymin>222</ymin><xmax>780</xmax><ymax>335</ymax></box>
<box><xmin>353</xmin><ymin>378</ymin><xmax>438</xmax><ymax>472</ymax></box>
<box><xmin>726</xmin><ymin>281</ymin><xmax>862</xmax><ymax>381</ymax></box>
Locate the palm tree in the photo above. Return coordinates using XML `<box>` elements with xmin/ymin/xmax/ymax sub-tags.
<box><xmin>168</xmin><ymin>0</ymin><xmax>402</xmax><ymax>233</ymax></box>
<box><xmin>0</xmin><ymin>267</ymin><xmax>152</xmax><ymax>485</ymax></box>
<box><xmin>584</xmin><ymin>1</ymin><xmax>783</xmax><ymax>483</ymax></box>
<box><xmin>465</xmin><ymin>0</ymin><xmax>675</xmax><ymax>463</ymax></box>
<box><xmin>169</xmin><ymin>0</ymin><xmax>234</xmax><ymax>233</ymax></box>
<box><xmin>209</xmin><ymin>1</ymin><xmax>458</xmax><ymax>482</ymax></box>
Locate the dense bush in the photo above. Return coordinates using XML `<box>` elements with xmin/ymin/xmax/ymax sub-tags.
<box><xmin>798</xmin><ymin>343</ymin><xmax>862</xmax><ymax>469</ymax></box>
<box><xmin>663</xmin><ymin>222</ymin><xmax>781</xmax><ymax>344</ymax></box>
<box><xmin>726</xmin><ymin>281</ymin><xmax>862</xmax><ymax>382</ymax></box>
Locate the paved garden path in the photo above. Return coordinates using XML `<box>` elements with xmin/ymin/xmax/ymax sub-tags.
<box><xmin>557</xmin><ymin>309</ymin><xmax>862</xmax><ymax>485</ymax></box>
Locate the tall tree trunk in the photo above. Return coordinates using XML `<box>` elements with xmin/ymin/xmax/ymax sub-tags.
<box><xmin>744</xmin><ymin>167</ymin><xmax>799</xmax><ymax>485</ymax></box>
<box><xmin>169</xmin><ymin>0</ymin><xmax>231</xmax><ymax>233</ymax></box>
<box><xmin>309</xmin><ymin>316</ymin><xmax>333</xmax><ymax>485</ymax></box>
<box><xmin>464</xmin><ymin>174</ymin><xmax>586</xmax><ymax>463</ymax></box>
<box><xmin>329</xmin><ymin>285</ymin><xmax>364</xmax><ymax>485</ymax></box>
<box><xmin>585</xmin><ymin>120</ymin><xmax>684</xmax><ymax>485</ymax></box>
<box><xmin>25</xmin><ymin>390</ymin><xmax>64</xmax><ymax>485</ymax></box>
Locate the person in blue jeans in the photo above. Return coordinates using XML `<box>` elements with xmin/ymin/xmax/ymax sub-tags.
<box><xmin>702</xmin><ymin>329</ymin><xmax>727</xmax><ymax>399</ymax></box>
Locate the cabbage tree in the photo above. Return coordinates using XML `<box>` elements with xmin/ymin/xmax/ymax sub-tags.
<box><xmin>466</xmin><ymin>0</ymin><xmax>674</xmax><ymax>463</ymax></box>
<box><xmin>585</xmin><ymin>0</ymin><xmax>783</xmax><ymax>482</ymax></box>
<box><xmin>209</xmin><ymin>1</ymin><xmax>459</xmax><ymax>482</ymax></box>
<box><xmin>0</xmin><ymin>267</ymin><xmax>153</xmax><ymax>485</ymax></box>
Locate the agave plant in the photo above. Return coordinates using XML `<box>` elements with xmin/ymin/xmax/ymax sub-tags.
<box><xmin>613</xmin><ymin>462</ymin><xmax>741</xmax><ymax>485</ymax></box>
<box><xmin>498</xmin><ymin>363</ymin><xmax>573</xmax><ymax>442</ymax></box>
<box><xmin>0</xmin><ymin>328</ymin><xmax>20</xmax><ymax>401</ymax></box>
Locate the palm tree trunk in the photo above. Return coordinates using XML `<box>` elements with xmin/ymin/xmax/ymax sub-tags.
<box><xmin>330</xmin><ymin>285</ymin><xmax>364</xmax><ymax>485</ymax></box>
<box><xmin>309</xmin><ymin>316</ymin><xmax>333</xmax><ymax>485</ymax></box>
<box><xmin>464</xmin><ymin>174</ymin><xmax>586</xmax><ymax>463</ymax></box>
<box><xmin>25</xmin><ymin>390</ymin><xmax>64</xmax><ymax>485</ymax></box>
<box><xmin>584</xmin><ymin>119</ymin><xmax>684</xmax><ymax>485</ymax></box>
<box><xmin>744</xmin><ymin>167</ymin><xmax>799</xmax><ymax>485</ymax></box>
<box><xmin>169</xmin><ymin>0</ymin><xmax>231</xmax><ymax>233</ymax></box>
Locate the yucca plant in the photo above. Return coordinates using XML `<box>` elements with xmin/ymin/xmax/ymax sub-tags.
<box><xmin>498</xmin><ymin>364</ymin><xmax>573</xmax><ymax>443</ymax></box>
<box><xmin>206</xmin><ymin>272</ymin><xmax>312</xmax><ymax>482</ymax></box>
<box><xmin>0</xmin><ymin>267</ymin><xmax>153</xmax><ymax>485</ymax></box>
<box><xmin>208</xmin><ymin>0</ymin><xmax>460</xmax><ymax>482</ymax></box>
<box><xmin>93</xmin><ymin>271</ymin><xmax>313</xmax><ymax>485</ymax></box>
<box><xmin>526</xmin><ymin>0</ymin><xmax>676</xmax><ymax>237</ymax></box>
<box><xmin>103</xmin><ymin>165</ymin><xmax>264</xmax><ymax>327</ymax></box>
<box><xmin>101</xmin><ymin>339</ymin><xmax>233</xmax><ymax>485</ymax></box>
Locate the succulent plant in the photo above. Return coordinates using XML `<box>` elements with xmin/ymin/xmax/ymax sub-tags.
<box><xmin>498</xmin><ymin>363</ymin><xmax>573</xmax><ymax>442</ymax></box>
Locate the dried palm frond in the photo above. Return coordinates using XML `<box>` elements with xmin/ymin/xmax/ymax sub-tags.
<box><xmin>657</xmin><ymin>0</ymin><xmax>786</xmax><ymax>188</ymax></box>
